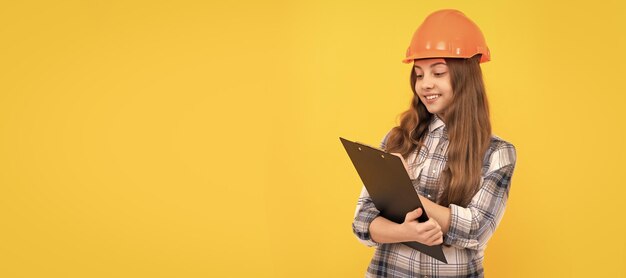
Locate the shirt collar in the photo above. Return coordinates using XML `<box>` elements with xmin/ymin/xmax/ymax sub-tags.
<box><xmin>428</xmin><ymin>114</ymin><xmax>446</xmax><ymax>133</ymax></box>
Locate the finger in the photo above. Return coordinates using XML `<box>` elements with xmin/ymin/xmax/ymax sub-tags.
<box><xmin>414</xmin><ymin>207</ymin><xmax>423</xmax><ymax>218</ymax></box>
<box><xmin>418</xmin><ymin>218</ymin><xmax>437</xmax><ymax>232</ymax></box>
<box><xmin>404</xmin><ymin>208</ymin><xmax>423</xmax><ymax>222</ymax></box>
<box><xmin>420</xmin><ymin>229</ymin><xmax>442</xmax><ymax>246</ymax></box>
<box><xmin>426</xmin><ymin>230</ymin><xmax>443</xmax><ymax>246</ymax></box>
<box><xmin>419</xmin><ymin>223</ymin><xmax>441</xmax><ymax>240</ymax></box>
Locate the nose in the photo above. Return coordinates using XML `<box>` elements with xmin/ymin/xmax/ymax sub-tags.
<box><xmin>420</xmin><ymin>77</ymin><xmax>434</xmax><ymax>90</ymax></box>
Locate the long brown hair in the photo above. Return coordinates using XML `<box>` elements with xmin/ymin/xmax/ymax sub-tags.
<box><xmin>384</xmin><ymin>55</ymin><xmax>491</xmax><ymax>207</ymax></box>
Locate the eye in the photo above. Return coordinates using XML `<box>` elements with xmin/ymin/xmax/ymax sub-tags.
<box><xmin>433</xmin><ymin>71</ymin><xmax>447</xmax><ymax>77</ymax></box>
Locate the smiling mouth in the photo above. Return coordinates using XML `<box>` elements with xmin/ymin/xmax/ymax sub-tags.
<box><xmin>425</xmin><ymin>95</ymin><xmax>441</xmax><ymax>100</ymax></box>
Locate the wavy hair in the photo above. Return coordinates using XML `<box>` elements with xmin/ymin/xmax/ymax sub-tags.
<box><xmin>384</xmin><ymin>55</ymin><xmax>491</xmax><ymax>207</ymax></box>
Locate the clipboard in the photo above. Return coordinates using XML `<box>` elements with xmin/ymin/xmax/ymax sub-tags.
<box><xmin>340</xmin><ymin>137</ymin><xmax>447</xmax><ymax>263</ymax></box>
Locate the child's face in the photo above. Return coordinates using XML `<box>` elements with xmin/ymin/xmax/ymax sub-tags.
<box><xmin>413</xmin><ymin>58</ymin><xmax>453</xmax><ymax>116</ymax></box>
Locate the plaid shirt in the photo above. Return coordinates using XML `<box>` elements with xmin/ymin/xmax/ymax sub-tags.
<box><xmin>352</xmin><ymin>115</ymin><xmax>517</xmax><ymax>277</ymax></box>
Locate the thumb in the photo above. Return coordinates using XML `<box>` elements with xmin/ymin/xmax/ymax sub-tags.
<box><xmin>404</xmin><ymin>207</ymin><xmax>423</xmax><ymax>222</ymax></box>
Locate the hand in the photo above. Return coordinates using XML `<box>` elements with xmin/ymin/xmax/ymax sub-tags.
<box><xmin>400</xmin><ymin>208</ymin><xmax>444</xmax><ymax>246</ymax></box>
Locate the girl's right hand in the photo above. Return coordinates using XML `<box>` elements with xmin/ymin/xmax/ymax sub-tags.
<box><xmin>401</xmin><ymin>208</ymin><xmax>444</xmax><ymax>246</ymax></box>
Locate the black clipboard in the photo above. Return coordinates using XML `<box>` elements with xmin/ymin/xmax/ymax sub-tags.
<box><xmin>340</xmin><ymin>137</ymin><xmax>447</xmax><ymax>263</ymax></box>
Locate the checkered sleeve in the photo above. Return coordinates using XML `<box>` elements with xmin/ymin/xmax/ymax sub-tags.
<box><xmin>444</xmin><ymin>142</ymin><xmax>517</xmax><ymax>250</ymax></box>
<box><xmin>352</xmin><ymin>186</ymin><xmax>382</xmax><ymax>247</ymax></box>
<box><xmin>351</xmin><ymin>131</ymin><xmax>392</xmax><ymax>247</ymax></box>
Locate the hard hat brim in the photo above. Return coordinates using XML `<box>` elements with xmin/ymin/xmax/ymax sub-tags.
<box><xmin>402</xmin><ymin>51</ymin><xmax>490</xmax><ymax>64</ymax></box>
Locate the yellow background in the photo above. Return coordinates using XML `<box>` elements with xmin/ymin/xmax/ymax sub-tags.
<box><xmin>1</xmin><ymin>1</ymin><xmax>625</xmax><ymax>277</ymax></box>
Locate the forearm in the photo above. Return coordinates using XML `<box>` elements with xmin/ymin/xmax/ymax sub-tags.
<box><xmin>418</xmin><ymin>195</ymin><xmax>451</xmax><ymax>234</ymax></box>
<box><xmin>369</xmin><ymin>216</ymin><xmax>410</xmax><ymax>244</ymax></box>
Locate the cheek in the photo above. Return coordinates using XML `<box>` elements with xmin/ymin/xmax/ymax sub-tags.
<box><xmin>441</xmin><ymin>82</ymin><xmax>453</xmax><ymax>96</ymax></box>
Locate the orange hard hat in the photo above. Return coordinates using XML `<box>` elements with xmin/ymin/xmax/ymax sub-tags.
<box><xmin>403</xmin><ymin>9</ymin><xmax>490</xmax><ymax>64</ymax></box>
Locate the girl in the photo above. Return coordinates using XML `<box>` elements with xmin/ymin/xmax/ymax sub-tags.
<box><xmin>352</xmin><ymin>9</ymin><xmax>517</xmax><ymax>277</ymax></box>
